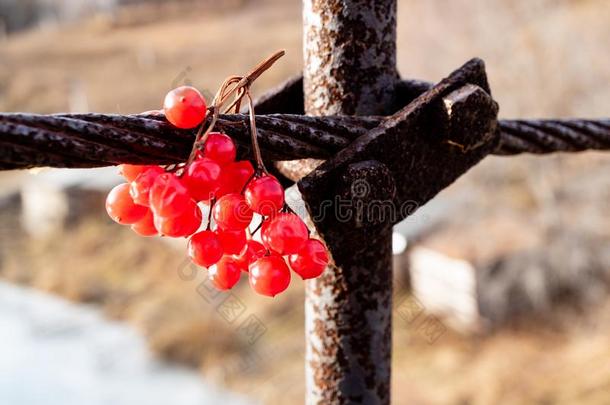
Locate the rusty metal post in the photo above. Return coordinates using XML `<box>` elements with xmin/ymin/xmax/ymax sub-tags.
<box><xmin>303</xmin><ymin>1</ymin><xmax>398</xmax><ymax>116</ymax></box>
<box><xmin>303</xmin><ymin>1</ymin><xmax>397</xmax><ymax>403</ymax></box>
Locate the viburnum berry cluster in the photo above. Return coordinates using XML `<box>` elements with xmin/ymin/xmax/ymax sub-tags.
<box><xmin>105</xmin><ymin>51</ymin><xmax>330</xmax><ymax>297</ymax></box>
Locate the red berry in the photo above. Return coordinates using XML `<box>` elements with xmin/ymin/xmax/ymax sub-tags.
<box><xmin>203</xmin><ymin>132</ymin><xmax>236</xmax><ymax>165</ymax></box>
<box><xmin>212</xmin><ymin>193</ymin><xmax>253</xmax><ymax>230</ymax></box>
<box><xmin>119</xmin><ymin>164</ymin><xmax>155</xmax><ymax>182</ymax></box>
<box><xmin>249</xmin><ymin>255</ymin><xmax>291</xmax><ymax>297</ymax></box>
<box><xmin>106</xmin><ymin>183</ymin><xmax>147</xmax><ymax>225</ymax></box>
<box><xmin>288</xmin><ymin>239</ymin><xmax>329</xmax><ymax>279</ymax></box>
<box><xmin>259</xmin><ymin>217</ymin><xmax>282</xmax><ymax>252</ymax></box>
<box><xmin>154</xmin><ymin>200</ymin><xmax>201</xmax><ymax>237</ymax></box>
<box><xmin>216</xmin><ymin>160</ymin><xmax>255</xmax><ymax>197</ymax></box>
<box><xmin>149</xmin><ymin>173</ymin><xmax>191</xmax><ymax>218</ymax></box>
<box><xmin>183</xmin><ymin>158</ymin><xmax>221</xmax><ymax>202</ymax></box>
<box><xmin>233</xmin><ymin>240</ymin><xmax>266</xmax><ymax>272</ymax></box>
<box><xmin>245</xmin><ymin>175</ymin><xmax>285</xmax><ymax>216</ymax></box>
<box><xmin>130</xmin><ymin>209</ymin><xmax>158</xmax><ymax>237</ymax></box>
<box><xmin>262</xmin><ymin>213</ymin><xmax>308</xmax><ymax>255</ymax></box>
<box><xmin>188</xmin><ymin>230</ymin><xmax>223</xmax><ymax>267</ymax></box>
<box><xmin>163</xmin><ymin>86</ymin><xmax>207</xmax><ymax>129</ymax></box>
<box><xmin>130</xmin><ymin>166</ymin><xmax>164</xmax><ymax>206</ymax></box>
<box><xmin>216</xmin><ymin>228</ymin><xmax>247</xmax><ymax>255</ymax></box>
<box><xmin>209</xmin><ymin>256</ymin><xmax>241</xmax><ymax>290</ymax></box>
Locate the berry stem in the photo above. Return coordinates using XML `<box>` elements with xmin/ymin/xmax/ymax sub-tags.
<box><xmin>282</xmin><ymin>202</ymin><xmax>296</xmax><ymax>215</ymax></box>
<box><xmin>185</xmin><ymin>50</ymin><xmax>285</xmax><ymax>166</ymax></box>
<box><xmin>240</xmin><ymin>170</ymin><xmax>259</xmax><ymax>195</ymax></box>
<box><xmin>206</xmin><ymin>197</ymin><xmax>216</xmax><ymax>231</ymax></box>
<box><xmin>250</xmin><ymin>216</ymin><xmax>266</xmax><ymax>236</ymax></box>
<box><xmin>223</xmin><ymin>86</ymin><xmax>246</xmax><ymax>114</ymax></box>
<box><xmin>245</xmin><ymin>89</ymin><xmax>268</xmax><ymax>174</ymax></box>
<box><xmin>217</xmin><ymin>50</ymin><xmax>285</xmax><ymax>104</ymax></box>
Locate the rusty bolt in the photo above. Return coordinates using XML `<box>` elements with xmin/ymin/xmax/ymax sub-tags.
<box><xmin>441</xmin><ymin>83</ymin><xmax>499</xmax><ymax>152</ymax></box>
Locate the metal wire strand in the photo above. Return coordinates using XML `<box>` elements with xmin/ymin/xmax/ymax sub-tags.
<box><xmin>0</xmin><ymin>112</ymin><xmax>609</xmax><ymax>170</ymax></box>
<box><xmin>495</xmin><ymin>119</ymin><xmax>610</xmax><ymax>155</ymax></box>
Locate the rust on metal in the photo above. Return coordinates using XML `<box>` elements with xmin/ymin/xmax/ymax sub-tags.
<box><xmin>302</xmin><ymin>1</ymin><xmax>398</xmax><ymax>404</ymax></box>
<box><xmin>303</xmin><ymin>0</ymin><xmax>399</xmax><ymax>116</ymax></box>
<box><xmin>298</xmin><ymin>58</ymin><xmax>498</xmax><ymax>405</ymax></box>
<box><xmin>299</xmin><ymin>59</ymin><xmax>498</xmax><ymax>232</ymax></box>
<box><xmin>1</xmin><ymin>86</ymin><xmax>608</xmax><ymax>170</ymax></box>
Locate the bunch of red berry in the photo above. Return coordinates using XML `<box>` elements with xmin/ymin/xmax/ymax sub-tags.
<box><xmin>105</xmin><ymin>84</ymin><xmax>329</xmax><ymax>297</ymax></box>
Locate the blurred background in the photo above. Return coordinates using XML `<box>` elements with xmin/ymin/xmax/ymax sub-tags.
<box><xmin>1</xmin><ymin>0</ymin><xmax>610</xmax><ymax>404</ymax></box>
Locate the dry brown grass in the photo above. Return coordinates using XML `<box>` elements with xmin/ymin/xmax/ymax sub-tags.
<box><xmin>0</xmin><ymin>0</ymin><xmax>302</xmax><ymax>114</ymax></box>
<box><xmin>5</xmin><ymin>209</ymin><xmax>610</xmax><ymax>405</ymax></box>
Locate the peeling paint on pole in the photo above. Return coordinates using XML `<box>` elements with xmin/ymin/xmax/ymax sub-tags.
<box><xmin>304</xmin><ymin>225</ymin><xmax>393</xmax><ymax>405</ymax></box>
<box><xmin>303</xmin><ymin>0</ymin><xmax>397</xmax><ymax>403</ymax></box>
<box><xmin>303</xmin><ymin>0</ymin><xmax>398</xmax><ymax>116</ymax></box>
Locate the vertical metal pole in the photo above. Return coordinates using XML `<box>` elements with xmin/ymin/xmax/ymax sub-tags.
<box><xmin>303</xmin><ymin>1</ymin><xmax>397</xmax><ymax>404</ymax></box>
<box><xmin>303</xmin><ymin>0</ymin><xmax>398</xmax><ymax>116</ymax></box>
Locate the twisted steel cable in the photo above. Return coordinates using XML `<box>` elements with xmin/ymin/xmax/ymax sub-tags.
<box><xmin>0</xmin><ymin>112</ymin><xmax>609</xmax><ymax>170</ymax></box>
<box><xmin>495</xmin><ymin>119</ymin><xmax>610</xmax><ymax>155</ymax></box>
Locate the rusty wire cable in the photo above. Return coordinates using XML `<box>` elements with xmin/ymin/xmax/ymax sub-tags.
<box><xmin>495</xmin><ymin>119</ymin><xmax>610</xmax><ymax>155</ymax></box>
<box><xmin>0</xmin><ymin>112</ymin><xmax>609</xmax><ymax>170</ymax></box>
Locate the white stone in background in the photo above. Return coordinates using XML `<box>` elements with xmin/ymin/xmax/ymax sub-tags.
<box><xmin>409</xmin><ymin>247</ymin><xmax>481</xmax><ymax>333</ymax></box>
<box><xmin>20</xmin><ymin>179</ymin><xmax>68</xmax><ymax>237</ymax></box>
<box><xmin>19</xmin><ymin>167</ymin><xmax>122</xmax><ymax>238</ymax></box>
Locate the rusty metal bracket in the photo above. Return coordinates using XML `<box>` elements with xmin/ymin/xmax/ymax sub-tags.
<box><xmin>298</xmin><ymin>59</ymin><xmax>498</xmax><ymax>237</ymax></box>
